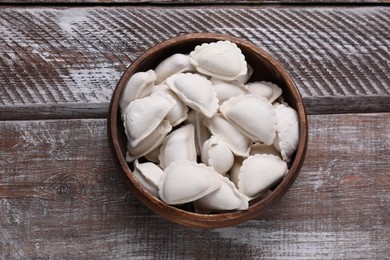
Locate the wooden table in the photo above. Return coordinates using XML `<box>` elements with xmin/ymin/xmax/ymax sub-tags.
<box><xmin>1</xmin><ymin>0</ymin><xmax>389</xmax><ymax>258</ymax></box>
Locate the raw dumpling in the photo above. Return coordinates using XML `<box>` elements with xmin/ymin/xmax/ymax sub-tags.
<box><xmin>126</xmin><ymin>120</ymin><xmax>172</xmax><ymax>162</ymax></box>
<box><xmin>273</xmin><ymin>103</ymin><xmax>299</xmax><ymax>162</ymax></box>
<box><xmin>245</xmin><ymin>81</ymin><xmax>283</xmax><ymax>104</ymax></box>
<box><xmin>158</xmin><ymin>160</ymin><xmax>222</xmax><ymax>205</ymax></box>
<box><xmin>205</xmin><ymin>113</ymin><xmax>251</xmax><ymax>157</ymax></box>
<box><xmin>245</xmin><ymin>81</ymin><xmax>273</xmax><ymax>100</ymax></box>
<box><xmin>133</xmin><ymin>159</ymin><xmax>163</xmax><ymax>197</ymax></box>
<box><xmin>155</xmin><ymin>53</ymin><xmax>195</xmax><ymax>84</ymax></box>
<box><xmin>238</xmin><ymin>154</ymin><xmax>288</xmax><ymax>198</ymax></box>
<box><xmin>194</xmin><ymin>175</ymin><xmax>249</xmax><ymax>212</ymax></box>
<box><xmin>166</xmin><ymin>73</ymin><xmax>218</xmax><ymax>118</ymax></box>
<box><xmin>158</xmin><ymin>124</ymin><xmax>197</xmax><ymax>169</ymax></box>
<box><xmin>151</xmin><ymin>84</ymin><xmax>189</xmax><ymax>126</ymax></box>
<box><xmin>123</xmin><ymin>93</ymin><xmax>175</xmax><ymax>147</ymax></box>
<box><xmin>190</xmin><ymin>41</ymin><xmax>247</xmax><ymax>81</ymax></box>
<box><xmin>265</xmin><ymin>82</ymin><xmax>283</xmax><ymax>103</ymax></box>
<box><xmin>119</xmin><ymin>70</ymin><xmax>156</xmax><ymax>114</ymax></box>
<box><xmin>220</xmin><ymin>94</ymin><xmax>276</xmax><ymax>145</ymax></box>
<box><xmin>211</xmin><ymin>78</ymin><xmax>249</xmax><ymax>105</ymax></box>
<box><xmin>201</xmin><ymin>136</ymin><xmax>234</xmax><ymax>175</ymax></box>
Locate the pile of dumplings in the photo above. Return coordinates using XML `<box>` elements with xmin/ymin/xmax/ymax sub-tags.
<box><xmin>119</xmin><ymin>41</ymin><xmax>299</xmax><ymax>213</ymax></box>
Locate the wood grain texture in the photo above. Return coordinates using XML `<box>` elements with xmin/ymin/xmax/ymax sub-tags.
<box><xmin>0</xmin><ymin>0</ymin><xmax>384</xmax><ymax>3</ymax></box>
<box><xmin>0</xmin><ymin>114</ymin><xmax>389</xmax><ymax>258</ymax></box>
<box><xmin>0</xmin><ymin>6</ymin><xmax>389</xmax><ymax>118</ymax></box>
<box><xmin>0</xmin><ymin>103</ymin><xmax>109</xmax><ymax>120</ymax></box>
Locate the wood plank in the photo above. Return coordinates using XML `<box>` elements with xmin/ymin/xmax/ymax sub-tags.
<box><xmin>0</xmin><ymin>114</ymin><xmax>389</xmax><ymax>258</ymax></box>
<box><xmin>0</xmin><ymin>6</ymin><xmax>389</xmax><ymax>118</ymax></box>
<box><xmin>0</xmin><ymin>0</ymin><xmax>384</xmax><ymax>3</ymax></box>
<box><xmin>0</xmin><ymin>103</ymin><xmax>109</xmax><ymax>120</ymax></box>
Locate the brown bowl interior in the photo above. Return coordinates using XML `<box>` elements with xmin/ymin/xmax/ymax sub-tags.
<box><xmin>108</xmin><ymin>33</ymin><xmax>308</xmax><ymax>228</ymax></box>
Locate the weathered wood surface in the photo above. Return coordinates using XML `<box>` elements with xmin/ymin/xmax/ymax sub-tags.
<box><xmin>0</xmin><ymin>0</ymin><xmax>385</xmax><ymax>3</ymax></box>
<box><xmin>0</xmin><ymin>114</ymin><xmax>389</xmax><ymax>258</ymax></box>
<box><xmin>0</xmin><ymin>6</ymin><xmax>389</xmax><ymax>119</ymax></box>
<box><xmin>0</xmin><ymin>103</ymin><xmax>110</xmax><ymax>120</ymax></box>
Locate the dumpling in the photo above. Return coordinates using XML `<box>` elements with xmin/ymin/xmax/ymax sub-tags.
<box><xmin>247</xmin><ymin>81</ymin><xmax>283</xmax><ymax>103</ymax></box>
<box><xmin>119</xmin><ymin>70</ymin><xmax>156</xmax><ymax>114</ymax></box>
<box><xmin>126</xmin><ymin>120</ymin><xmax>172</xmax><ymax>162</ymax></box>
<box><xmin>238</xmin><ymin>154</ymin><xmax>288</xmax><ymax>198</ymax></box>
<box><xmin>190</xmin><ymin>41</ymin><xmax>247</xmax><ymax>81</ymax></box>
<box><xmin>158</xmin><ymin>124</ymin><xmax>197</xmax><ymax>169</ymax></box>
<box><xmin>245</xmin><ymin>81</ymin><xmax>273</xmax><ymax>100</ymax></box>
<box><xmin>263</xmin><ymin>82</ymin><xmax>283</xmax><ymax>103</ymax></box>
<box><xmin>133</xmin><ymin>159</ymin><xmax>163</xmax><ymax>197</ymax></box>
<box><xmin>151</xmin><ymin>84</ymin><xmax>189</xmax><ymax>127</ymax></box>
<box><xmin>166</xmin><ymin>73</ymin><xmax>218</xmax><ymax>118</ymax></box>
<box><xmin>220</xmin><ymin>94</ymin><xmax>276</xmax><ymax>145</ymax></box>
<box><xmin>154</xmin><ymin>53</ymin><xmax>195</xmax><ymax>84</ymax></box>
<box><xmin>201</xmin><ymin>136</ymin><xmax>234</xmax><ymax>175</ymax></box>
<box><xmin>123</xmin><ymin>93</ymin><xmax>175</xmax><ymax>147</ymax></box>
<box><xmin>273</xmin><ymin>103</ymin><xmax>299</xmax><ymax>162</ymax></box>
<box><xmin>158</xmin><ymin>160</ymin><xmax>222</xmax><ymax>205</ymax></box>
<box><xmin>194</xmin><ymin>175</ymin><xmax>249</xmax><ymax>212</ymax></box>
<box><xmin>211</xmin><ymin>78</ymin><xmax>249</xmax><ymax>105</ymax></box>
<box><xmin>205</xmin><ymin>113</ymin><xmax>251</xmax><ymax>157</ymax></box>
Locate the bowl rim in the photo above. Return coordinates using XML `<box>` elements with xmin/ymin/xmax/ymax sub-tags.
<box><xmin>108</xmin><ymin>33</ymin><xmax>308</xmax><ymax>228</ymax></box>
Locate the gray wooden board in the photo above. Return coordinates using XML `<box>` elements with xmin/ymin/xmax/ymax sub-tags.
<box><xmin>1</xmin><ymin>114</ymin><xmax>389</xmax><ymax>258</ymax></box>
<box><xmin>0</xmin><ymin>0</ymin><xmax>385</xmax><ymax>3</ymax></box>
<box><xmin>0</xmin><ymin>6</ymin><xmax>389</xmax><ymax>118</ymax></box>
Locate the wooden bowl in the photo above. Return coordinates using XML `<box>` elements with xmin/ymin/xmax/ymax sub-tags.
<box><xmin>108</xmin><ymin>33</ymin><xmax>308</xmax><ymax>228</ymax></box>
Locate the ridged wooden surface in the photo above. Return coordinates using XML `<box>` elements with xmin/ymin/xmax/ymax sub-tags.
<box><xmin>1</xmin><ymin>114</ymin><xmax>389</xmax><ymax>259</ymax></box>
<box><xmin>0</xmin><ymin>0</ymin><xmax>384</xmax><ymax>3</ymax></box>
<box><xmin>0</xmin><ymin>6</ymin><xmax>389</xmax><ymax>118</ymax></box>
